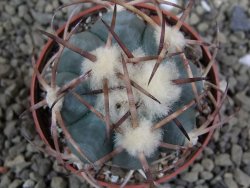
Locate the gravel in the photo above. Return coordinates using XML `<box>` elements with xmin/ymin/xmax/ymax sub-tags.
<box><xmin>231</xmin><ymin>144</ymin><xmax>243</xmax><ymax>166</ymax></box>
<box><xmin>9</xmin><ymin>179</ymin><xmax>23</xmax><ymax>188</ymax></box>
<box><xmin>51</xmin><ymin>177</ymin><xmax>67</xmax><ymax>188</ymax></box>
<box><xmin>0</xmin><ymin>0</ymin><xmax>249</xmax><ymax>187</ymax></box>
<box><xmin>170</xmin><ymin>0</ymin><xmax>250</xmax><ymax>187</ymax></box>
<box><xmin>34</xmin><ymin>180</ymin><xmax>46</xmax><ymax>188</ymax></box>
<box><xmin>200</xmin><ymin>171</ymin><xmax>214</xmax><ymax>181</ymax></box>
<box><xmin>201</xmin><ymin>158</ymin><xmax>214</xmax><ymax>172</ymax></box>
<box><xmin>224</xmin><ymin>174</ymin><xmax>238</xmax><ymax>188</ymax></box>
<box><xmin>215</xmin><ymin>154</ymin><xmax>233</xmax><ymax>166</ymax></box>
<box><xmin>36</xmin><ymin>158</ymin><xmax>51</xmax><ymax>177</ymax></box>
<box><xmin>68</xmin><ymin>175</ymin><xmax>82</xmax><ymax>188</ymax></box>
<box><xmin>181</xmin><ymin>172</ymin><xmax>199</xmax><ymax>183</ymax></box>
<box><xmin>242</xmin><ymin>152</ymin><xmax>250</xmax><ymax>165</ymax></box>
<box><xmin>23</xmin><ymin>179</ymin><xmax>35</xmax><ymax>188</ymax></box>
<box><xmin>189</xmin><ymin>13</ymin><xmax>200</xmax><ymax>25</ymax></box>
<box><xmin>234</xmin><ymin>168</ymin><xmax>250</xmax><ymax>187</ymax></box>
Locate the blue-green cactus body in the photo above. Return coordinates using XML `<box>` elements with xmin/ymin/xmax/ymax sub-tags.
<box><xmin>90</xmin><ymin>11</ymin><xmax>146</xmax><ymax>51</ymax></box>
<box><xmin>58</xmin><ymin>31</ymin><xmax>104</xmax><ymax>75</ymax></box>
<box><xmin>56</xmin><ymin>72</ymin><xmax>96</xmax><ymax>125</ymax></box>
<box><xmin>57</xmin><ymin>10</ymin><xmax>203</xmax><ymax>169</ymax></box>
<box><xmin>67</xmin><ymin>113</ymin><xmax>113</xmax><ymax>162</ymax></box>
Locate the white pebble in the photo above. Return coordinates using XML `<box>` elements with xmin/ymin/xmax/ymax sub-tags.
<box><xmin>239</xmin><ymin>54</ymin><xmax>250</xmax><ymax>66</ymax></box>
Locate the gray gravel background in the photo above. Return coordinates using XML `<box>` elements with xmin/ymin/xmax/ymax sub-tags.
<box><xmin>0</xmin><ymin>0</ymin><xmax>250</xmax><ymax>188</ymax></box>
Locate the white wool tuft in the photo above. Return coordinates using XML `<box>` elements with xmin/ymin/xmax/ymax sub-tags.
<box><xmin>132</xmin><ymin>60</ymin><xmax>182</xmax><ymax>118</ymax></box>
<box><xmin>126</xmin><ymin>47</ymin><xmax>146</xmax><ymax>80</ymax></box>
<box><xmin>154</xmin><ymin>25</ymin><xmax>186</xmax><ymax>53</ymax></box>
<box><xmin>115</xmin><ymin>119</ymin><xmax>162</xmax><ymax>157</ymax></box>
<box><xmin>46</xmin><ymin>87</ymin><xmax>64</xmax><ymax>111</ymax></box>
<box><xmin>82</xmin><ymin>46</ymin><xmax>122</xmax><ymax>89</ymax></box>
<box><xmin>185</xmin><ymin>131</ymin><xmax>199</xmax><ymax>147</ymax></box>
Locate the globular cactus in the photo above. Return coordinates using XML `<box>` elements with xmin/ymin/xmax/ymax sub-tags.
<box><xmin>31</xmin><ymin>0</ymin><xmax>229</xmax><ymax>186</ymax></box>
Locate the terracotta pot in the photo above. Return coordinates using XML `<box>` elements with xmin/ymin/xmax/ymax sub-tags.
<box><xmin>31</xmin><ymin>4</ymin><xmax>220</xmax><ymax>188</ymax></box>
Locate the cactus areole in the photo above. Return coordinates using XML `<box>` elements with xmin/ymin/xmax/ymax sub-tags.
<box><xmin>31</xmin><ymin>2</ymin><xmax>221</xmax><ymax>187</ymax></box>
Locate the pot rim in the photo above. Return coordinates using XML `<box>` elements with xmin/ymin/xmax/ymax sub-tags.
<box><xmin>31</xmin><ymin>3</ymin><xmax>220</xmax><ymax>187</ymax></box>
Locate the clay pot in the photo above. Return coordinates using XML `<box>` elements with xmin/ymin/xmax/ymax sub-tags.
<box><xmin>31</xmin><ymin>4</ymin><xmax>220</xmax><ymax>188</ymax></box>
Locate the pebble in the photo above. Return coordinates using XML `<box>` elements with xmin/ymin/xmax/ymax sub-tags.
<box><xmin>235</xmin><ymin>91</ymin><xmax>250</xmax><ymax>112</ymax></box>
<box><xmin>224</xmin><ymin>174</ymin><xmax>238</xmax><ymax>188</ymax></box>
<box><xmin>196</xmin><ymin>5</ymin><xmax>205</xmax><ymax>15</ymax></box>
<box><xmin>5</xmin><ymin>155</ymin><xmax>25</xmax><ymax>167</ymax></box>
<box><xmin>201</xmin><ymin>0</ymin><xmax>211</xmax><ymax>12</ymax></box>
<box><xmin>8</xmin><ymin>142</ymin><xmax>26</xmax><ymax>158</ymax></box>
<box><xmin>29</xmin><ymin>172</ymin><xmax>41</xmax><ymax>182</ymax></box>
<box><xmin>11</xmin><ymin>103</ymin><xmax>24</xmax><ymax>115</ymax></box>
<box><xmin>243</xmin><ymin>165</ymin><xmax>250</xmax><ymax>176</ymax></box>
<box><xmin>30</xmin><ymin>10</ymin><xmax>52</xmax><ymax>25</ymax></box>
<box><xmin>21</xmin><ymin>123</ymin><xmax>36</xmax><ymax>140</ymax></box>
<box><xmin>50</xmin><ymin>177</ymin><xmax>67</xmax><ymax>188</ymax></box>
<box><xmin>0</xmin><ymin>57</ymin><xmax>7</xmax><ymax>64</ymax></box>
<box><xmin>35</xmin><ymin>180</ymin><xmax>46</xmax><ymax>188</ymax></box>
<box><xmin>0</xmin><ymin>174</ymin><xmax>12</xmax><ymax>187</ymax></box>
<box><xmin>228</xmin><ymin>77</ymin><xmax>237</xmax><ymax>93</ymax></box>
<box><xmin>195</xmin><ymin>185</ymin><xmax>208</xmax><ymax>188</ymax></box>
<box><xmin>68</xmin><ymin>175</ymin><xmax>82</xmax><ymax>188</ymax></box>
<box><xmin>11</xmin><ymin>17</ymin><xmax>22</xmax><ymax>25</ymax></box>
<box><xmin>201</xmin><ymin>158</ymin><xmax>214</xmax><ymax>172</ymax></box>
<box><xmin>3</xmin><ymin>120</ymin><xmax>17</xmax><ymax>138</ymax></box>
<box><xmin>5</xmin><ymin>108</ymin><xmax>14</xmax><ymax>121</ymax></box>
<box><xmin>18</xmin><ymin>5</ymin><xmax>28</xmax><ymax>18</ymax></box>
<box><xmin>37</xmin><ymin>159</ymin><xmax>51</xmax><ymax>177</ymax></box>
<box><xmin>195</xmin><ymin>179</ymin><xmax>206</xmax><ymax>186</ymax></box>
<box><xmin>9</xmin><ymin>179</ymin><xmax>23</xmax><ymax>188</ymax></box>
<box><xmin>4</xmin><ymin>4</ymin><xmax>16</xmax><ymax>15</ymax></box>
<box><xmin>200</xmin><ymin>171</ymin><xmax>214</xmax><ymax>180</ymax></box>
<box><xmin>234</xmin><ymin>168</ymin><xmax>250</xmax><ymax>187</ymax></box>
<box><xmin>231</xmin><ymin>144</ymin><xmax>243</xmax><ymax>166</ymax></box>
<box><xmin>16</xmin><ymin>162</ymin><xmax>32</xmax><ymax>174</ymax></box>
<box><xmin>189</xmin><ymin>13</ymin><xmax>200</xmax><ymax>25</ymax></box>
<box><xmin>242</xmin><ymin>152</ymin><xmax>250</xmax><ymax>165</ymax></box>
<box><xmin>20</xmin><ymin>169</ymin><xmax>30</xmax><ymax>180</ymax></box>
<box><xmin>239</xmin><ymin>54</ymin><xmax>250</xmax><ymax>66</ymax></box>
<box><xmin>217</xmin><ymin>32</ymin><xmax>227</xmax><ymax>44</ymax></box>
<box><xmin>0</xmin><ymin>63</ymin><xmax>12</xmax><ymax>78</ymax></box>
<box><xmin>203</xmin><ymin>147</ymin><xmax>214</xmax><ymax>156</ymax></box>
<box><xmin>230</xmin><ymin>6</ymin><xmax>250</xmax><ymax>31</ymax></box>
<box><xmin>219</xmin><ymin>54</ymin><xmax>238</xmax><ymax>67</ymax></box>
<box><xmin>191</xmin><ymin>163</ymin><xmax>204</xmax><ymax>173</ymax></box>
<box><xmin>52</xmin><ymin>161</ymin><xmax>67</xmax><ymax>173</ymax></box>
<box><xmin>23</xmin><ymin>179</ymin><xmax>35</xmax><ymax>188</ymax></box>
<box><xmin>197</xmin><ymin>23</ymin><xmax>209</xmax><ymax>32</ymax></box>
<box><xmin>181</xmin><ymin>172</ymin><xmax>198</xmax><ymax>183</ymax></box>
<box><xmin>215</xmin><ymin>154</ymin><xmax>233</xmax><ymax>166</ymax></box>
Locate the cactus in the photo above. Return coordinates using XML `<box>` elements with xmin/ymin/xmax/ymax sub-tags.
<box><xmin>30</xmin><ymin>0</ymin><xmax>229</xmax><ymax>186</ymax></box>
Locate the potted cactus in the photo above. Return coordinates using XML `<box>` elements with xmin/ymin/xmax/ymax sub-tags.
<box><xmin>30</xmin><ymin>0</ymin><xmax>227</xmax><ymax>187</ymax></box>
